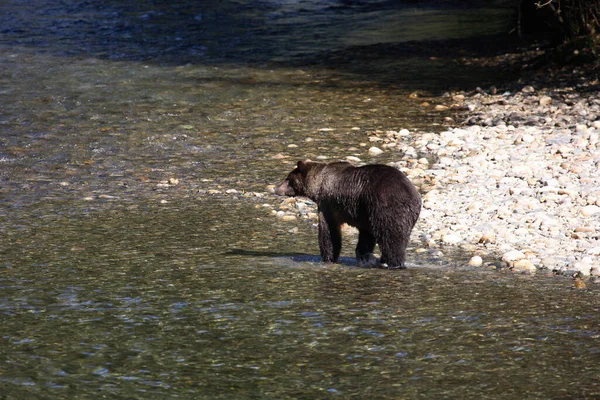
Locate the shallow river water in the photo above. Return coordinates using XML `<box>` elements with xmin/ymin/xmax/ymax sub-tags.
<box><xmin>1</xmin><ymin>0</ymin><xmax>599</xmax><ymax>398</ymax></box>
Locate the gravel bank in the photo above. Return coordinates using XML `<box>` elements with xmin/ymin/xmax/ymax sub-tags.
<box><xmin>405</xmin><ymin>85</ymin><xmax>600</xmax><ymax>278</ymax></box>
<box><xmin>271</xmin><ymin>83</ymin><xmax>600</xmax><ymax>279</ymax></box>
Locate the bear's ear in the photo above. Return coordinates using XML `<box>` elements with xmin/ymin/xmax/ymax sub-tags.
<box><xmin>297</xmin><ymin>160</ymin><xmax>308</xmax><ymax>171</ymax></box>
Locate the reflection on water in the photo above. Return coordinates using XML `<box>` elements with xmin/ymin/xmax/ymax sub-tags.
<box><xmin>1</xmin><ymin>0</ymin><xmax>600</xmax><ymax>398</ymax></box>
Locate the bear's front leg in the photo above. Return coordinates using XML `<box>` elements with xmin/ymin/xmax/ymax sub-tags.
<box><xmin>318</xmin><ymin>211</ymin><xmax>341</xmax><ymax>263</ymax></box>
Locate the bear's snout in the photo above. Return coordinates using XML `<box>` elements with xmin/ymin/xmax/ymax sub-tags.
<box><xmin>274</xmin><ymin>180</ymin><xmax>294</xmax><ymax>196</ymax></box>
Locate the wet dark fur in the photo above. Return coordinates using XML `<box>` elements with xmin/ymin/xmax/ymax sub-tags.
<box><xmin>275</xmin><ymin>161</ymin><xmax>421</xmax><ymax>269</ymax></box>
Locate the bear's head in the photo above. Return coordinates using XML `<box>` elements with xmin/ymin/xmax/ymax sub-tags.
<box><xmin>275</xmin><ymin>160</ymin><xmax>311</xmax><ymax>197</ymax></box>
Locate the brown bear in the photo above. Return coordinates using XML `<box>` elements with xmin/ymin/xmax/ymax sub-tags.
<box><xmin>275</xmin><ymin>160</ymin><xmax>421</xmax><ymax>269</ymax></box>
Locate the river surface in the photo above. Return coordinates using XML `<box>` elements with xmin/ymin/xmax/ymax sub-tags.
<box><xmin>1</xmin><ymin>0</ymin><xmax>599</xmax><ymax>398</ymax></box>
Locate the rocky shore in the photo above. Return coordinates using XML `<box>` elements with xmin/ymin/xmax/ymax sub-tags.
<box><xmin>270</xmin><ymin>79</ymin><xmax>600</xmax><ymax>279</ymax></box>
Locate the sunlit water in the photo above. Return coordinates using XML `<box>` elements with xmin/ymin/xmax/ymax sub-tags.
<box><xmin>1</xmin><ymin>0</ymin><xmax>599</xmax><ymax>398</ymax></box>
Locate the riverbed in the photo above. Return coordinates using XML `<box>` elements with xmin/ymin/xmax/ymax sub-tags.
<box><xmin>1</xmin><ymin>0</ymin><xmax>599</xmax><ymax>398</ymax></box>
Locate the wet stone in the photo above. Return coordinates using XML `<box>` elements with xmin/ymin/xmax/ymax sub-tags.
<box><xmin>468</xmin><ymin>256</ymin><xmax>483</xmax><ymax>267</ymax></box>
<box><xmin>511</xmin><ymin>259</ymin><xmax>536</xmax><ymax>274</ymax></box>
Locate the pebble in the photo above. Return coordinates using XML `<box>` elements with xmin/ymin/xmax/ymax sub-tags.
<box><xmin>442</xmin><ymin>233</ymin><xmax>462</xmax><ymax>245</ymax></box>
<box><xmin>575</xmin><ymin>226</ymin><xmax>595</xmax><ymax>233</ymax></box>
<box><xmin>512</xmin><ymin>259</ymin><xmax>536</xmax><ymax>273</ymax></box>
<box><xmin>306</xmin><ymin>212</ymin><xmax>318</xmax><ymax>220</ymax></box>
<box><xmin>478</xmin><ymin>232</ymin><xmax>496</xmax><ymax>244</ymax></box>
<box><xmin>588</xmin><ymin>247</ymin><xmax>600</xmax><ymax>256</ymax></box>
<box><xmin>540</xmin><ymin>257</ymin><xmax>559</xmax><ymax>270</ymax></box>
<box><xmin>572</xmin><ymin>259</ymin><xmax>593</xmax><ymax>276</ymax></box>
<box><xmin>539</xmin><ymin>96</ymin><xmax>552</xmax><ymax>106</ymax></box>
<box><xmin>368</xmin><ymin>146</ymin><xmax>383</xmax><ymax>156</ymax></box>
<box><xmin>468</xmin><ymin>256</ymin><xmax>483</xmax><ymax>267</ymax></box>
<box><xmin>580</xmin><ymin>205</ymin><xmax>600</xmax><ymax>217</ymax></box>
<box><xmin>574</xmin><ymin>278</ymin><xmax>587</xmax><ymax>289</ymax></box>
<box><xmin>502</xmin><ymin>250</ymin><xmax>525</xmax><ymax>263</ymax></box>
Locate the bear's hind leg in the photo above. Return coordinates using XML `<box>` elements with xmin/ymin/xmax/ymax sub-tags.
<box><xmin>356</xmin><ymin>230</ymin><xmax>378</xmax><ymax>268</ymax></box>
<box><xmin>379</xmin><ymin>233</ymin><xmax>409</xmax><ymax>270</ymax></box>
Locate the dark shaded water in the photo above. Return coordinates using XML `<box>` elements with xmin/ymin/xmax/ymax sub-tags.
<box><xmin>1</xmin><ymin>0</ymin><xmax>600</xmax><ymax>398</ymax></box>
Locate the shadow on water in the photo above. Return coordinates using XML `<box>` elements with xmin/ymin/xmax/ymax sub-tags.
<box><xmin>228</xmin><ymin>248</ymin><xmax>359</xmax><ymax>267</ymax></box>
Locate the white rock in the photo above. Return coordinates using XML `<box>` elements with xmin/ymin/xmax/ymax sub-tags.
<box><xmin>368</xmin><ymin>147</ymin><xmax>383</xmax><ymax>156</ymax></box>
<box><xmin>580</xmin><ymin>205</ymin><xmax>600</xmax><ymax>217</ymax></box>
<box><xmin>442</xmin><ymin>234</ymin><xmax>462</xmax><ymax>245</ymax></box>
<box><xmin>557</xmin><ymin>145</ymin><xmax>573</xmax><ymax>155</ymax></box>
<box><xmin>572</xmin><ymin>260</ymin><xmax>593</xmax><ymax>276</ymax></box>
<box><xmin>423</xmin><ymin>201</ymin><xmax>435</xmax><ymax>209</ymax></box>
<box><xmin>512</xmin><ymin>259</ymin><xmax>536</xmax><ymax>273</ymax></box>
<box><xmin>478</xmin><ymin>232</ymin><xmax>496</xmax><ymax>244</ymax></box>
<box><xmin>502</xmin><ymin>250</ymin><xmax>525</xmax><ymax>262</ymax></box>
<box><xmin>468</xmin><ymin>256</ymin><xmax>483</xmax><ymax>266</ymax></box>
<box><xmin>539</xmin><ymin>96</ymin><xmax>552</xmax><ymax>106</ymax></box>
<box><xmin>587</xmin><ymin>247</ymin><xmax>600</xmax><ymax>256</ymax></box>
<box><xmin>423</xmin><ymin>190</ymin><xmax>439</xmax><ymax>201</ymax></box>
<box><xmin>522</xmin><ymin>85</ymin><xmax>535</xmax><ymax>93</ymax></box>
<box><xmin>295</xmin><ymin>202</ymin><xmax>308</xmax><ymax>211</ymax></box>
<box><xmin>576</xmin><ymin>124</ymin><xmax>588</xmax><ymax>134</ymax></box>
<box><xmin>522</xmin><ymin>134</ymin><xmax>535</xmax><ymax>143</ymax></box>
<box><xmin>581</xmin><ymin>256</ymin><xmax>594</xmax><ymax>264</ymax></box>
<box><xmin>540</xmin><ymin>257</ymin><xmax>559</xmax><ymax>269</ymax></box>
